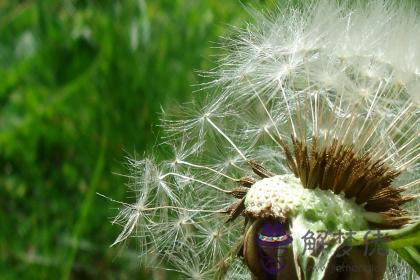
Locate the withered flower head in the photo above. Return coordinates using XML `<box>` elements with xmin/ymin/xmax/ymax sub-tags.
<box><xmin>110</xmin><ymin>1</ymin><xmax>419</xmax><ymax>279</ymax></box>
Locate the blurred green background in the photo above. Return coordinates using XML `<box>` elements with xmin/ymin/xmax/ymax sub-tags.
<box><xmin>0</xmin><ymin>0</ymin><xmax>275</xmax><ymax>279</ymax></box>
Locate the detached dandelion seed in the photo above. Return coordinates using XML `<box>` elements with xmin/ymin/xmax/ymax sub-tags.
<box><xmin>110</xmin><ymin>1</ymin><xmax>419</xmax><ymax>279</ymax></box>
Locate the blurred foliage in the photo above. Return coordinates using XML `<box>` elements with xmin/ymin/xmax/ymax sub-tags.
<box><xmin>0</xmin><ymin>0</ymin><xmax>278</xmax><ymax>279</ymax></box>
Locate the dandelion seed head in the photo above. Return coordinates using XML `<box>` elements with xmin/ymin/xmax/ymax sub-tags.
<box><xmin>244</xmin><ymin>174</ymin><xmax>368</xmax><ymax>230</ymax></box>
<box><xmin>111</xmin><ymin>1</ymin><xmax>419</xmax><ymax>278</ymax></box>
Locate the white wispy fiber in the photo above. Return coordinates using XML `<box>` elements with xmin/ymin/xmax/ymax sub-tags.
<box><xmin>111</xmin><ymin>1</ymin><xmax>419</xmax><ymax>279</ymax></box>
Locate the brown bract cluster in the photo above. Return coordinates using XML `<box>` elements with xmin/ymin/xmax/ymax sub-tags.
<box><xmin>289</xmin><ymin>137</ymin><xmax>412</xmax><ymax>228</ymax></box>
<box><xmin>220</xmin><ymin>135</ymin><xmax>411</xmax><ymax>280</ymax></box>
<box><xmin>224</xmin><ymin>136</ymin><xmax>412</xmax><ymax>228</ymax></box>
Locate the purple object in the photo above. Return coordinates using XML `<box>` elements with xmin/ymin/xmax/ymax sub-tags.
<box><xmin>256</xmin><ymin>222</ymin><xmax>293</xmax><ymax>247</ymax></box>
<box><xmin>255</xmin><ymin>222</ymin><xmax>293</xmax><ymax>275</ymax></box>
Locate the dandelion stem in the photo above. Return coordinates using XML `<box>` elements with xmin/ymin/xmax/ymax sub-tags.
<box><xmin>279</xmin><ymin>82</ymin><xmax>297</xmax><ymax>138</ymax></box>
<box><xmin>177</xmin><ymin>160</ymin><xmax>238</xmax><ymax>181</ymax></box>
<box><xmin>229</xmin><ymin>161</ymin><xmax>248</xmax><ymax>172</ymax></box>
<box><xmin>399</xmin><ymin>179</ymin><xmax>420</xmax><ymax>190</ymax></box>
<box><xmin>205</xmin><ymin>117</ymin><xmax>248</xmax><ymax>161</ymax></box>
<box><xmin>248</xmin><ymin>77</ymin><xmax>285</xmax><ymax>143</ymax></box>
<box><xmin>135</xmin><ymin>205</ymin><xmax>226</xmax><ymax>214</ymax></box>
<box><xmin>160</xmin><ymin>172</ymin><xmax>231</xmax><ymax>193</ymax></box>
<box><xmin>97</xmin><ymin>192</ymin><xmax>132</xmax><ymax>207</ymax></box>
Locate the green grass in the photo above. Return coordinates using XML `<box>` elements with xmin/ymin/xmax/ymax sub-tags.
<box><xmin>0</xmin><ymin>0</ymin><xmax>275</xmax><ymax>278</ymax></box>
<box><xmin>2</xmin><ymin>1</ymin><xmax>419</xmax><ymax>279</ymax></box>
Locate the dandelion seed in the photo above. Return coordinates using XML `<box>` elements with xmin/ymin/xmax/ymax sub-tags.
<box><xmin>110</xmin><ymin>1</ymin><xmax>419</xmax><ymax>279</ymax></box>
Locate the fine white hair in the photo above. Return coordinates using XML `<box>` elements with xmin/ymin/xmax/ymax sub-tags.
<box><xmin>111</xmin><ymin>1</ymin><xmax>419</xmax><ymax>279</ymax></box>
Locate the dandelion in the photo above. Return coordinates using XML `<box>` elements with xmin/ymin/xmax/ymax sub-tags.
<box><xmin>110</xmin><ymin>1</ymin><xmax>419</xmax><ymax>279</ymax></box>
